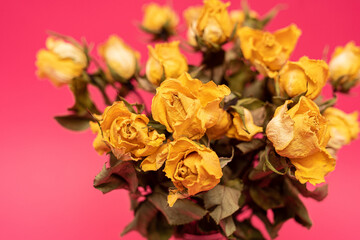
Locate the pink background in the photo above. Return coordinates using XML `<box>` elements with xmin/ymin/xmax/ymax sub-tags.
<box><xmin>1</xmin><ymin>0</ymin><xmax>360</xmax><ymax>239</ymax></box>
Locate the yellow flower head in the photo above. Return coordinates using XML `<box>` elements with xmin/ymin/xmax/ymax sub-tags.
<box><xmin>98</xmin><ymin>101</ymin><xmax>165</xmax><ymax>160</ymax></box>
<box><xmin>206</xmin><ymin>109</ymin><xmax>232</xmax><ymax>140</ymax></box>
<box><xmin>279</xmin><ymin>56</ymin><xmax>329</xmax><ymax>99</ymax></box>
<box><xmin>238</xmin><ymin>24</ymin><xmax>301</xmax><ymax>78</ymax></box>
<box><xmin>145</xmin><ymin>41</ymin><xmax>188</xmax><ymax>86</ymax></box>
<box><xmin>142</xmin><ymin>3</ymin><xmax>179</xmax><ymax>34</ymax></box>
<box><xmin>164</xmin><ymin>138</ymin><xmax>223</xmax><ymax>206</ymax></box>
<box><xmin>230</xmin><ymin>10</ymin><xmax>258</xmax><ymax>29</ymax></box>
<box><xmin>323</xmin><ymin>107</ymin><xmax>359</xmax><ymax>153</ymax></box>
<box><xmin>266</xmin><ymin>96</ymin><xmax>335</xmax><ymax>185</ymax></box>
<box><xmin>89</xmin><ymin>116</ymin><xmax>110</xmax><ymax>156</ymax></box>
<box><xmin>329</xmin><ymin>41</ymin><xmax>360</xmax><ymax>87</ymax></box>
<box><xmin>226</xmin><ymin>109</ymin><xmax>263</xmax><ymax>141</ymax></box>
<box><xmin>184</xmin><ymin>6</ymin><xmax>203</xmax><ymax>26</ymax></box>
<box><xmin>183</xmin><ymin>6</ymin><xmax>203</xmax><ymax>46</ymax></box>
<box><xmin>151</xmin><ymin>72</ymin><xmax>231</xmax><ymax>140</ymax></box>
<box><xmin>98</xmin><ymin>35</ymin><xmax>140</xmax><ymax>80</ymax></box>
<box><xmin>196</xmin><ymin>0</ymin><xmax>233</xmax><ymax>46</ymax></box>
<box><xmin>36</xmin><ymin>37</ymin><xmax>87</xmax><ymax>87</ymax></box>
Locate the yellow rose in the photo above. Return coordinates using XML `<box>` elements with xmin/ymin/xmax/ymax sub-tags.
<box><xmin>151</xmin><ymin>72</ymin><xmax>231</xmax><ymax>140</ymax></box>
<box><xmin>279</xmin><ymin>56</ymin><xmax>329</xmax><ymax>99</ymax></box>
<box><xmin>142</xmin><ymin>3</ymin><xmax>178</xmax><ymax>34</ymax></box>
<box><xmin>196</xmin><ymin>0</ymin><xmax>233</xmax><ymax>46</ymax></box>
<box><xmin>238</xmin><ymin>24</ymin><xmax>301</xmax><ymax>78</ymax></box>
<box><xmin>164</xmin><ymin>137</ymin><xmax>223</xmax><ymax>206</ymax></box>
<box><xmin>98</xmin><ymin>35</ymin><xmax>139</xmax><ymax>80</ymax></box>
<box><xmin>145</xmin><ymin>41</ymin><xmax>188</xmax><ymax>86</ymax></box>
<box><xmin>226</xmin><ymin>109</ymin><xmax>263</xmax><ymax>141</ymax></box>
<box><xmin>184</xmin><ymin>6</ymin><xmax>203</xmax><ymax>26</ymax></box>
<box><xmin>36</xmin><ymin>37</ymin><xmax>87</xmax><ymax>87</ymax></box>
<box><xmin>230</xmin><ymin>10</ymin><xmax>258</xmax><ymax>28</ymax></box>
<box><xmin>140</xmin><ymin>142</ymin><xmax>169</xmax><ymax>171</ymax></box>
<box><xmin>323</xmin><ymin>107</ymin><xmax>359</xmax><ymax>153</ymax></box>
<box><xmin>329</xmin><ymin>41</ymin><xmax>360</xmax><ymax>89</ymax></box>
<box><xmin>89</xmin><ymin>118</ymin><xmax>110</xmax><ymax>156</ymax></box>
<box><xmin>206</xmin><ymin>109</ymin><xmax>232</xmax><ymax>140</ymax></box>
<box><xmin>266</xmin><ymin>96</ymin><xmax>335</xmax><ymax>185</ymax></box>
<box><xmin>183</xmin><ymin>6</ymin><xmax>203</xmax><ymax>46</ymax></box>
<box><xmin>99</xmin><ymin>101</ymin><xmax>165</xmax><ymax>160</ymax></box>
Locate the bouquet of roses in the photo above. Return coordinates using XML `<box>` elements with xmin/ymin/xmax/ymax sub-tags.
<box><xmin>35</xmin><ymin>0</ymin><xmax>359</xmax><ymax>239</ymax></box>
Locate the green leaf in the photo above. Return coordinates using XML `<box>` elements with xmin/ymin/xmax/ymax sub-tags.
<box><xmin>262</xmin><ymin>103</ymin><xmax>277</xmax><ymax>130</ymax></box>
<box><xmin>274</xmin><ymin>178</ymin><xmax>313</xmax><ymax>229</ymax></box>
<box><xmin>249</xmin><ymin>185</ymin><xmax>285</xmax><ymax>210</ymax></box>
<box><xmin>248</xmin><ymin>158</ymin><xmax>273</xmax><ymax>181</ymax></box>
<box><xmin>288</xmin><ymin>90</ymin><xmax>308</xmax><ymax>108</ymax></box>
<box><xmin>129</xmin><ymin>192</ymin><xmax>141</xmax><ymax>211</ymax></box>
<box><xmin>253</xmin><ymin>209</ymin><xmax>282</xmax><ymax>239</ymax></box>
<box><xmin>93</xmin><ymin>154</ymin><xmax>138</xmax><ymax>193</ymax></box>
<box><xmin>220</xmin><ymin>216</ymin><xmax>236</xmax><ymax>237</ymax></box>
<box><xmin>230</xmin><ymin>105</ymin><xmax>250</xmax><ymax>134</ymax></box>
<box><xmin>259</xmin><ymin>4</ymin><xmax>283</xmax><ymax>28</ymax></box>
<box><xmin>189</xmin><ymin>65</ymin><xmax>206</xmax><ymax>79</ymax></box>
<box><xmin>284</xmin><ymin>179</ymin><xmax>312</xmax><ymax>228</ymax></box>
<box><xmin>243</xmin><ymin>80</ymin><xmax>266</xmax><ymax>100</ymax></box>
<box><xmin>202</xmin><ymin>185</ymin><xmax>241</xmax><ymax>224</ymax></box>
<box><xmin>219</xmin><ymin>147</ymin><xmax>234</xmax><ymax>168</ymax></box>
<box><xmin>121</xmin><ymin>200</ymin><xmax>158</xmax><ymax>237</ymax></box>
<box><xmin>236</xmin><ymin>98</ymin><xmax>265</xmax><ymax>110</ymax></box>
<box><xmin>289</xmin><ymin>179</ymin><xmax>328</xmax><ymax>201</ymax></box>
<box><xmin>261</xmin><ymin>147</ymin><xmax>289</xmax><ymax>176</ymax></box>
<box><xmin>272</xmin><ymin>96</ymin><xmax>287</xmax><ymax>106</ymax></box>
<box><xmin>118</xmin><ymin>97</ymin><xmax>137</xmax><ymax>113</ymax></box>
<box><xmin>234</xmin><ymin>219</ymin><xmax>265</xmax><ymax>240</ymax></box>
<box><xmin>236</xmin><ymin>139</ymin><xmax>265</xmax><ymax>155</ymax></box>
<box><xmin>147</xmin><ymin>213</ymin><xmax>174</xmax><ymax>240</ymax></box>
<box><xmin>54</xmin><ymin>114</ymin><xmax>91</xmax><ymax>131</ymax></box>
<box><xmin>226</xmin><ymin>70</ymin><xmax>252</xmax><ymax>94</ymax></box>
<box><xmin>318</xmin><ymin>95</ymin><xmax>337</xmax><ymax>113</ymax></box>
<box><xmin>148</xmin><ymin>190</ymin><xmax>207</xmax><ymax>225</ymax></box>
<box><xmin>134</xmin><ymin>103</ymin><xmax>145</xmax><ymax>114</ymax></box>
<box><xmin>148</xmin><ymin>119</ymin><xmax>167</xmax><ymax>135</ymax></box>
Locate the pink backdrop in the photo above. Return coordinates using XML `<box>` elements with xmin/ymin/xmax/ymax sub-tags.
<box><xmin>1</xmin><ymin>0</ymin><xmax>360</xmax><ymax>239</ymax></box>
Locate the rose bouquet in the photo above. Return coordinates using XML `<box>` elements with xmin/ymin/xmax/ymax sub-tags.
<box><xmin>35</xmin><ymin>0</ymin><xmax>359</xmax><ymax>239</ymax></box>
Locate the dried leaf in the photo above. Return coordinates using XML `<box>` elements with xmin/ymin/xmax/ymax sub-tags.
<box><xmin>236</xmin><ymin>98</ymin><xmax>265</xmax><ymax>110</ymax></box>
<box><xmin>54</xmin><ymin>114</ymin><xmax>91</xmax><ymax>131</ymax></box>
<box><xmin>220</xmin><ymin>216</ymin><xmax>236</xmax><ymax>237</ymax></box>
<box><xmin>202</xmin><ymin>185</ymin><xmax>241</xmax><ymax>224</ymax></box>
<box><xmin>249</xmin><ymin>185</ymin><xmax>285</xmax><ymax>210</ymax></box>
<box><xmin>148</xmin><ymin>119</ymin><xmax>167</xmax><ymax>135</ymax></box>
<box><xmin>148</xmin><ymin>190</ymin><xmax>207</xmax><ymax>225</ymax></box>
<box><xmin>230</xmin><ymin>105</ymin><xmax>250</xmax><ymax>134</ymax></box>
<box><xmin>236</xmin><ymin>139</ymin><xmax>265</xmax><ymax>154</ymax></box>
<box><xmin>93</xmin><ymin>155</ymin><xmax>138</xmax><ymax>193</ymax></box>
<box><xmin>289</xmin><ymin>179</ymin><xmax>328</xmax><ymax>201</ymax></box>
<box><xmin>219</xmin><ymin>147</ymin><xmax>234</xmax><ymax>168</ymax></box>
<box><xmin>147</xmin><ymin>213</ymin><xmax>174</xmax><ymax>240</ymax></box>
<box><xmin>234</xmin><ymin>219</ymin><xmax>265</xmax><ymax>239</ymax></box>
<box><xmin>121</xmin><ymin>200</ymin><xmax>158</xmax><ymax>237</ymax></box>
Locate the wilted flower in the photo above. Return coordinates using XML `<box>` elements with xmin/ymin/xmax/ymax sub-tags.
<box><xmin>36</xmin><ymin>37</ymin><xmax>87</xmax><ymax>87</ymax></box>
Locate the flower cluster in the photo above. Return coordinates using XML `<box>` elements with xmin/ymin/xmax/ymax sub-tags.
<box><xmin>36</xmin><ymin>0</ymin><xmax>359</xmax><ymax>239</ymax></box>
